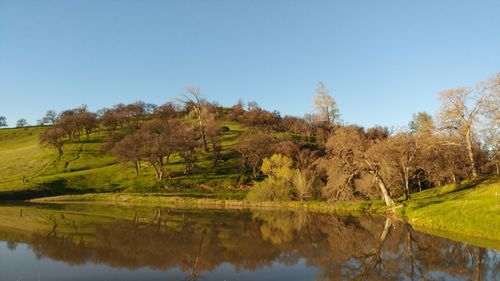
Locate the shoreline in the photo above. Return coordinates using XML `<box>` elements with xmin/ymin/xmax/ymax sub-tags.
<box><xmin>30</xmin><ymin>193</ymin><xmax>387</xmax><ymax>215</ymax></box>
<box><xmin>28</xmin><ymin>192</ymin><xmax>500</xmax><ymax>249</ymax></box>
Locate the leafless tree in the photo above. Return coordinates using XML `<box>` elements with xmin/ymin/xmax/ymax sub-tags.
<box><xmin>205</xmin><ymin>118</ymin><xmax>223</xmax><ymax>171</ymax></box>
<box><xmin>322</xmin><ymin>126</ymin><xmax>396</xmax><ymax>206</ymax></box>
<box><xmin>437</xmin><ymin>77</ymin><xmax>496</xmax><ymax>178</ymax></box>
<box><xmin>43</xmin><ymin>110</ymin><xmax>57</xmax><ymax>125</ymax></box>
<box><xmin>176</xmin><ymin>121</ymin><xmax>201</xmax><ymax>174</ymax></box>
<box><xmin>112</xmin><ymin>133</ymin><xmax>145</xmax><ymax>177</ymax></box>
<box><xmin>40</xmin><ymin>127</ymin><xmax>66</xmax><ymax>159</ymax></box>
<box><xmin>313</xmin><ymin>82</ymin><xmax>340</xmax><ymax>125</ymax></box>
<box><xmin>235</xmin><ymin>132</ymin><xmax>275</xmax><ymax>179</ymax></box>
<box><xmin>16</xmin><ymin>118</ymin><xmax>28</xmax><ymax>128</ymax></box>
<box><xmin>179</xmin><ymin>86</ymin><xmax>210</xmax><ymax>152</ymax></box>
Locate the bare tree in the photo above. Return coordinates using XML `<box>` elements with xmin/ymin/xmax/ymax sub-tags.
<box><xmin>313</xmin><ymin>82</ymin><xmax>340</xmax><ymax>125</ymax></box>
<box><xmin>40</xmin><ymin>127</ymin><xmax>66</xmax><ymax>159</ymax></box>
<box><xmin>141</xmin><ymin>119</ymin><xmax>178</xmax><ymax>180</ymax></box>
<box><xmin>205</xmin><ymin>118</ymin><xmax>223</xmax><ymax>171</ymax></box>
<box><xmin>16</xmin><ymin>118</ymin><xmax>28</xmax><ymax>128</ymax></box>
<box><xmin>226</xmin><ymin>99</ymin><xmax>246</xmax><ymax>121</ymax></box>
<box><xmin>180</xmin><ymin>86</ymin><xmax>209</xmax><ymax>152</ymax></box>
<box><xmin>43</xmin><ymin>110</ymin><xmax>57</xmax><ymax>125</ymax></box>
<box><xmin>78</xmin><ymin>111</ymin><xmax>98</xmax><ymax>140</ymax></box>
<box><xmin>112</xmin><ymin>133</ymin><xmax>144</xmax><ymax>177</ymax></box>
<box><xmin>235</xmin><ymin>132</ymin><xmax>275</xmax><ymax>179</ymax></box>
<box><xmin>99</xmin><ymin>108</ymin><xmax>120</xmax><ymax>133</ymax></box>
<box><xmin>247</xmin><ymin>101</ymin><xmax>260</xmax><ymax>111</ymax></box>
<box><xmin>370</xmin><ymin>133</ymin><xmax>421</xmax><ymax>200</ymax></box>
<box><xmin>438</xmin><ymin>83</ymin><xmax>493</xmax><ymax>178</ymax></box>
<box><xmin>176</xmin><ymin>121</ymin><xmax>200</xmax><ymax>174</ymax></box>
<box><xmin>322</xmin><ymin>126</ymin><xmax>396</xmax><ymax>207</ymax></box>
<box><xmin>238</xmin><ymin>108</ymin><xmax>281</xmax><ymax>132</ymax></box>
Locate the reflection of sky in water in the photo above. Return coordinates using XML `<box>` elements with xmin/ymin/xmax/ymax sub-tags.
<box><xmin>0</xmin><ymin>242</ymin><xmax>320</xmax><ymax>281</ymax></box>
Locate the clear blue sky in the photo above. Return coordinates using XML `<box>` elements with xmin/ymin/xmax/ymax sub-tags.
<box><xmin>1</xmin><ymin>0</ymin><xmax>499</xmax><ymax>128</ymax></box>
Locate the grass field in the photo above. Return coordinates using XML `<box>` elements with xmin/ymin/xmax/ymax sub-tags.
<box><xmin>0</xmin><ymin>124</ymin><xmax>248</xmax><ymax>200</ymax></box>
<box><xmin>400</xmin><ymin>176</ymin><xmax>500</xmax><ymax>242</ymax></box>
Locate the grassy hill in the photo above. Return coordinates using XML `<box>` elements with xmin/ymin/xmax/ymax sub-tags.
<box><xmin>0</xmin><ymin>124</ymin><xmax>248</xmax><ymax>200</ymax></box>
<box><xmin>400</xmin><ymin>176</ymin><xmax>500</xmax><ymax>244</ymax></box>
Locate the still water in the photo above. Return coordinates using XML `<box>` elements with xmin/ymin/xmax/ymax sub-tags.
<box><xmin>0</xmin><ymin>203</ymin><xmax>497</xmax><ymax>281</ymax></box>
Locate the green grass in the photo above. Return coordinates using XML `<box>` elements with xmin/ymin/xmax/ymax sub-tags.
<box><xmin>0</xmin><ymin>124</ymin><xmax>247</xmax><ymax>200</ymax></box>
<box><xmin>31</xmin><ymin>192</ymin><xmax>382</xmax><ymax>216</ymax></box>
<box><xmin>0</xmin><ymin>126</ymin><xmax>57</xmax><ymax>185</ymax></box>
<box><xmin>399</xmin><ymin>176</ymin><xmax>500</xmax><ymax>242</ymax></box>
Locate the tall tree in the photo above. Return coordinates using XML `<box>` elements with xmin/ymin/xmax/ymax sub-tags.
<box><xmin>322</xmin><ymin>126</ymin><xmax>396</xmax><ymax>207</ymax></box>
<box><xmin>438</xmin><ymin>84</ymin><xmax>491</xmax><ymax>178</ymax></box>
<box><xmin>180</xmin><ymin>86</ymin><xmax>210</xmax><ymax>152</ymax></box>
<box><xmin>313</xmin><ymin>82</ymin><xmax>340</xmax><ymax>125</ymax></box>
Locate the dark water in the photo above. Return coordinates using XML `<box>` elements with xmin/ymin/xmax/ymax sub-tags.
<box><xmin>0</xmin><ymin>204</ymin><xmax>498</xmax><ymax>281</ymax></box>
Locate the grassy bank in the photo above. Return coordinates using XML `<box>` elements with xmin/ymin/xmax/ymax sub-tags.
<box><xmin>400</xmin><ymin>176</ymin><xmax>500</xmax><ymax>242</ymax></box>
<box><xmin>32</xmin><ymin>192</ymin><xmax>387</xmax><ymax>215</ymax></box>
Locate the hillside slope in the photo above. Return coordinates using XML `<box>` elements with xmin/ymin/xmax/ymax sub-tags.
<box><xmin>401</xmin><ymin>177</ymin><xmax>500</xmax><ymax>244</ymax></box>
<box><xmin>0</xmin><ymin>125</ymin><xmax>247</xmax><ymax>200</ymax></box>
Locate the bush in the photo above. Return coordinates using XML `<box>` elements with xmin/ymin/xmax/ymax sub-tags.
<box><xmin>246</xmin><ymin>154</ymin><xmax>295</xmax><ymax>201</ymax></box>
<box><xmin>246</xmin><ymin>154</ymin><xmax>316</xmax><ymax>202</ymax></box>
<box><xmin>293</xmin><ymin>170</ymin><xmax>313</xmax><ymax>201</ymax></box>
<box><xmin>246</xmin><ymin>179</ymin><xmax>294</xmax><ymax>201</ymax></box>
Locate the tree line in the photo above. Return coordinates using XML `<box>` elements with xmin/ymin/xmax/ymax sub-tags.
<box><xmin>27</xmin><ymin>73</ymin><xmax>500</xmax><ymax>205</ymax></box>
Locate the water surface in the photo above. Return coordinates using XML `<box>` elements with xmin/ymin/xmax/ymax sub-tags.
<box><xmin>0</xmin><ymin>203</ymin><xmax>498</xmax><ymax>280</ymax></box>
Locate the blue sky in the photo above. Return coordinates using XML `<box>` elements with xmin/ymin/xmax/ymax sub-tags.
<box><xmin>1</xmin><ymin>0</ymin><xmax>499</xmax><ymax>128</ymax></box>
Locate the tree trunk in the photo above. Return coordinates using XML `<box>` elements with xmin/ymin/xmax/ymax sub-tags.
<box><xmin>380</xmin><ymin>217</ymin><xmax>393</xmax><ymax>241</ymax></box>
<box><xmin>194</xmin><ymin>107</ymin><xmax>209</xmax><ymax>152</ymax></box>
<box><xmin>465</xmin><ymin>128</ymin><xmax>478</xmax><ymax>178</ymax></box>
<box><xmin>152</xmin><ymin>164</ymin><xmax>163</xmax><ymax>181</ymax></box>
<box><xmin>373</xmin><ymin>173</ymin><xmax>395</xmax><ymax>207</ymax></box>
<box><xmin>57</xmin><ymin>146</ymin><xmax>64</xmax><ymax>159</ymax></box>
<box><xmin>404</xmin><ymin>177</ymin><xmax>411</xmax><ymax>200</ymax></box>
<box><xmin>403</xmin><ymin>167</ymin><xmax>411</xmax><ymax>200</ymax></box>
<box><xmin>134</xmin><ymin>161</ymin><xmax>140</xmax><ymax>176</ymax></box>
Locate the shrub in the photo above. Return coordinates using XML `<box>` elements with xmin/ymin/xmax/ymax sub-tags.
<box><xmin>248</xmin><ymin>153</ymin><xmax>321</xmax><ymax>202</ymax></box>
<box><xmin>246</xmin><ymin>154</ymin><xmax>295</xmax><ymax>201</ymax></box>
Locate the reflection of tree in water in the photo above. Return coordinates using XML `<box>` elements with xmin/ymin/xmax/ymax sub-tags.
<box><xmin>22</xmin><ymin>209</ymin><xmax>499</xmax><ymax>280</ymax></box>
<box><xmin>251</xmin><ymin>210</ymin><xmax>499</xmax><ymax>281</ymax></box>
<box><xmin>30</xmin><ymin>217</ymin><xmax>90</xmax><ymax>265</ymax></box>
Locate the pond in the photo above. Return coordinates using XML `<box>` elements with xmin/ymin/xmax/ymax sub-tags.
<box><xmin>0</xmin><ymin>203</ymin><xmax>498</xmax><ymax>281</ymax></box>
